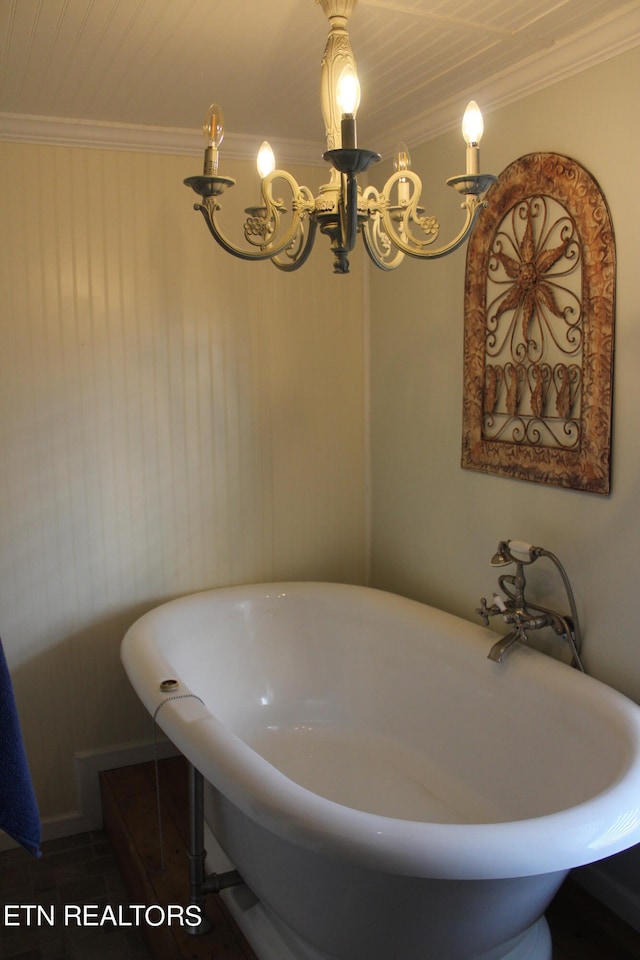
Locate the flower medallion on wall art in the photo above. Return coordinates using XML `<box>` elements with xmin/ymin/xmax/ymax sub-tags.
<box><xmin>461</xmin><ymin>152</ymin><xmax>615</xmax><ymax>494</ymax></box>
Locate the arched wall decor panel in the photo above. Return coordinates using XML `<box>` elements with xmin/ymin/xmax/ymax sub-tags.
<box><xmin>461</xmin><ymin>153</ymin><xmax>615</xmax><ymax>494</ymax></box>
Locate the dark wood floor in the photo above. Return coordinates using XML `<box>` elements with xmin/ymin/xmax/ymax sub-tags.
<box><xmin>101</xmin><ymin>756</ymin><xmax>640</xmax><ymax>960</ymax></box>
<box><xmin>101</xmin><ymin>757</ymin><xmax>258</xmax><ymax>960</ymax></box>
<box><xmin>548</xmin><ymin>882</ymin><xmax>640</xmax><ymax>960</ymax></box>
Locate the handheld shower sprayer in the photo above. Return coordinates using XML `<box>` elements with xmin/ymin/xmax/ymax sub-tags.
<box><xmin>490</xmin><ymin>540</ymin><xmax>535</xmax><ymax>567</ymax></box>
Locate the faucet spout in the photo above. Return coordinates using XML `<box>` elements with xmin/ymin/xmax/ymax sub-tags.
<box><xmin>487</xmin><ymin>629</ymin><xmax>524</xmax><ymax>664</ymax></box>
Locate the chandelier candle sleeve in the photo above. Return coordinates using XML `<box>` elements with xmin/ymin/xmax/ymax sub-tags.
<box><xmin>394</xmin><ymin>143</ymin><xmax>411</xmax><ymax>205</ymax></box>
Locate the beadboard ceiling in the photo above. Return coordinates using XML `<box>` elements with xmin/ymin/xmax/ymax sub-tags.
<box><xmin>1</xmin><ymin>0</ymin><xmax>640</xmax><ymax>162</ymax></box>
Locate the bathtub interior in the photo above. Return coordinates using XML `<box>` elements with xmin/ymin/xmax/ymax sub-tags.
<box><xmin>143</xmin><ymin>585</ymin><xmax>635</xmax><ymax>826</ymax></box>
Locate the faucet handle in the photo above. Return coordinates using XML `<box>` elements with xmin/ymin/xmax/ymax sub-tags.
<box><xmin>476</xmin><ymin>597</ymin><xmax>493</xmax><ymax>627</ymax></box>
<box><xmin>492</xmin><ymin>592</ymin><xmax>507</xmax><ymax>613</ymax></box>
<box><xmin>477</xmin><ymin>595</ymin><xmax>510</xmax><ymax>627</ymax></box>
<box><xmin>502</xmin><ymin>611</ymin><xmax>530</xmax><ymax>643</ymax></box>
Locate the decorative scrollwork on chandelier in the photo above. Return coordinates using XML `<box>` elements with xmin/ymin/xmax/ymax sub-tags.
<box><xmin>462</xmin><ymin>153</ymin><xmax>615</xmax><ymax>494</ymax></box>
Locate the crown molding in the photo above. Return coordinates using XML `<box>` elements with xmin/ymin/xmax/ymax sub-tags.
<box><xmin>374</xmin><ymin>6</ymin><xmax>640</xmax><ymax>158</ymax></box>
<box><xmin>1</xmin><ymin>7</ymin><xmax>638</xmax><ymax>165</ymax></box>
<box><xmin>0</xmin><ymin>113</ymin><xmax>327</xmax><ymax>167</ymax></box>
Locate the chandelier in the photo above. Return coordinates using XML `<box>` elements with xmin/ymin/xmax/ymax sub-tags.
<box><xmin>184</xmin><ymin>0</ymin><xmax>496</xmax><ymax>275</ymax></box>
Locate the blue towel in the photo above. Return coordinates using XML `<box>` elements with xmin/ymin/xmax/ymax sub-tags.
<box><xmin>0</xmin><ymin>639</ymin><xmax>41</xmax><ymax>857</ymax></box>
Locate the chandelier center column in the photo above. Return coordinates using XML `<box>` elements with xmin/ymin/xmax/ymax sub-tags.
<box><xmin>318</xmin><ymin>0</ymin><xmax>358</xmax><ymax>153</ymax></box>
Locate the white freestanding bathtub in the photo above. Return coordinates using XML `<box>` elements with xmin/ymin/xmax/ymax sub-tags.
<box><xmin>121</xmin><ymin>582</ymin><xmax>640</xmax><ymax>960</ymax></box>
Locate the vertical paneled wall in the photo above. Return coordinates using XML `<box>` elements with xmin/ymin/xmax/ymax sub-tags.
<box><xmin>0</xmin><ymin>142</ymin><xmax>367</xmax><ymax>819</ymax></box>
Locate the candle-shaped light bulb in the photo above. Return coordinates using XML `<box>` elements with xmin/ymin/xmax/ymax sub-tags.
<box><xmin>462</xmin><ymin>100</ymin><xmax>483</xmax><ymax>175</ymax></box>
<box><xmin>462</xmin><ymin>101</ymin><xmax>483</xmax><ymax>145</ymax></box>
<box><xmin>393</xmin><ymin>142</ymin><xmax>411</xmax><ymax>205</ymax></box>
<box><xmin>393</xmin><ymin>142</ymin><xmax>411</xmax><ymax>174</ymax></box>
<box><xmin>202</xmin><ymin>103</ymin><xmax>225</xmax><ymax>175</ymax></box>
<box><xmin>336</xmin><ymin>65</ymin><xmax>360</xmax><ymax>149</ymax></box>
<box><xmin>257</xmin><ymin>140</ymin><xmax>276</xmax><ymax>179</ymax></box>
<box><xmin>202</xmin><ymin>103</ymin><xmax>225</xmax><ymax>147</ymax></box>
<box><xmin>337</xmin><ymin>66</ymin><xmax>360</xmax><ymax>117</ymax></box>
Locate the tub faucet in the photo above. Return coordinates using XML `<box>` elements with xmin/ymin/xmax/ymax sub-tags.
<box><xmin>477</xmin><ymin>540</ymin><xmax>585</xmax><ymax>671</ymax></box>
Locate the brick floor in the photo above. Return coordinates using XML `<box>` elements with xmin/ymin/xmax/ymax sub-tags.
<box><xmin>0</xmin><ymin>831</ymin><xmax>152</xmax><ymax>960</ymax></box>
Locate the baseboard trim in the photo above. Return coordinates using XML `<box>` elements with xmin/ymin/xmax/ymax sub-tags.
<box><xmin>0</xmin><ymin>737</ymin><xmax>179</xmax><ymax>852</ymax></box>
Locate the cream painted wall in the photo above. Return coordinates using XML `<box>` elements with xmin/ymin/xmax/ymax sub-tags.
<box><xmin>369</xmin><ymin>47</ymin><xmax>640</xmax><ymax>918</ymax></box>
<box><xmin>370</xmin><ymin>46</ymin><xmax>640</xmax><ymax>702</ymax></box>
<box><xmin>0</xmin><ymin>143</ymin><xmax>367</xmax><ymax>820</ymax></box>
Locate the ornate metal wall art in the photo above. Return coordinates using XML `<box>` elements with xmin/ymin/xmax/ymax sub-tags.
<box><xmin>461</xmin><ymin>153</ymin><xmax>615</xmax><ymax>493</ymax></box>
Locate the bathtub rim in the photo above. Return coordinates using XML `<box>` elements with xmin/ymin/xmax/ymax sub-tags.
<box><xmin>121</xmin><ymin>580</ymin><xmax>640</xmax><ymax>881</ymax></box>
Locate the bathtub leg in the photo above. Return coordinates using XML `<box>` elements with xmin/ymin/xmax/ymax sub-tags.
<box><xmin>187</xmin><ymin>762</ymin><xmax>214</xmax><ymax>935</ymax></box>
<box><xmin>186</xmin><ymin>763</ymin><xmax>244</xmax><ymax>936</ymax></box>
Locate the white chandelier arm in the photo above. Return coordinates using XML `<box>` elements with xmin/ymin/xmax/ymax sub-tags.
<box><xmin>366</xmin><ymin>169</ymin><xmax>489</xmax><ymax>262</ymax></box>
<box><xmin>193</xmin><ymin>172</ymin><xmax>316</xmax><ymax>263</ymax></box>
<box><xmin>397</xmin><ymin>194</ymin><xmax>485</xmax><ymax>260</ymax></box>
<box><xmin>360</xmin><ymin>185</ymin><xmax>405</xmax><ymax>270</ymax></box>
<box><xmin>378</xmin><ymin>170</ymin><xmax>441</xmax><ymax>251</ymax></box>
<box><xmin>270</xmin><ymin>219</ymin><xmax>319</xmax><ymax>272</ymax></box>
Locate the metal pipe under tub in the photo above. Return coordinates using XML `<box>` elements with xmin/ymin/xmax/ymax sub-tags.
<box><xmin>187</xmin><ymin>762</ymin><xmax>244</xmax><ymax>935</ymax></box>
